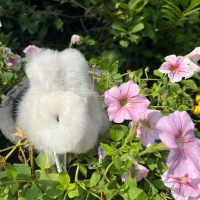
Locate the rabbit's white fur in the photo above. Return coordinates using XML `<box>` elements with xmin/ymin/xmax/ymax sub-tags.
<box><xmin>16</xmin><ymin>48</ymin><xmax>110</xmax><ymax>161</ymax></box>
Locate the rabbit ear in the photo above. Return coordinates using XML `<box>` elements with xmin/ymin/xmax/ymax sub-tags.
<box><xmin>58</xmin><ymin>48</ymin><xmax>92</xmax><ymax>94</ymax></box>
<box><xmin>25</xmin><ymin>49</ymin><xmax>60</xmax><ymax>91</ymax></box>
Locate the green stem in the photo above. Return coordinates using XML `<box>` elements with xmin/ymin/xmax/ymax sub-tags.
<box><xmin>138</xmin><ymin>142</ymin><xmax>169</xmax><ymax>157</ymax></box>
<box><xmin>19</xmin><ymin>146</ymin><xmax>27</xmax><ymax>164</ymax></box>
<box><xmin>124</xmin><ymin>121</ymin><xmax>139</xmax><ymax>144</ymax></box>
<box><xmin>75</xmin><ymin>165</ymin><xmax>80</xmax><ymax>182</ymax></box>
<box><xmin>155</xmin><ymin>74</ymin><xmax>167</xmax><ymax>92</ymax></box>
<box><xmin>103</xmin><ymin>162</ymin><xmax>113</xmax><ymax>180</ymax></box>
<box><xmin>4</xmin><ymin>140</ymin><xmax>22</xmax><ymax>162</ymax></box>
<box><xmin>30</xmin><ymin>147</ymin><xmax>34</xmax><ymax>175</ymax></box>
<box><xmin>0</xmin><ymin>143</ymin><xmax>27</xmax><ymax>153</ymax></box>
<box><xmin>77</xmin><ymin>182</ymin><xmax>101</xmax><ymax>199</ymax></box>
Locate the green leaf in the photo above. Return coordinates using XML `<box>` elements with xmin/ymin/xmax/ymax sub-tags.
<box><xmin>109</xmin><ymin>125</ymin><xmax>124</xmax><ymax>142</ymax></box>
<box><xmin>113</xmin><ymin>73</ymin><xmax>123</xmax><ymax>82</ymax></box>
<box><xmin>90</xmin><ymin>171</ymin><xmax>101</xmax><ymax>187</ymax></box>
<box><xmin>100</xmin><ymin>143</ymin><xmax>116</xmax><ymax>156</ymax></box>
<box><xmin>10</xmin><ymin>182</ymin><xmax>19</xmax><ymax>195</ymax></box>
<box><xmin>13</xmin><ymin>164</ymin><xmax>31</xmax><ymax>179</ymax></box>
<box><xmin>26</xmin><ymin>187</ymin><xmax>39</xmax><ymax>200</ymax></box>
<box><xmin>112</xmin><ymin>156</ymin><xmax>122</xmax><ymax>170</ymax></box>
<box><xmin>119</xmin><ymin>40</ymin><xmax>129</xmax><ymax>47</ymax></box>
<box><xmin>145</xmin><ymin>157</ymin><xmax>155</xmax><ymax>170</ymax></box>
<box><xmin>99</xmin><ymin>57</ymin><xmax>110</xmax><ymax>70</ymax></box>
<box><xmin>35</xmin><ymin>152</ymin><xmax>51</xmax><ymax>170</ymax></box>
<box><xmin>108</xmin><ymin>61</ymin><xmax>118</xmax><ymax>75</ymax></box>
<box><xmin>136</xmin><ymin>191</ymin><xmax>149</xmax><ymax>200</ymax></box>
<box><xmin>79</xmin><ymin>165</ymin><xmax>87</xmax><ymax>178</ymax></box>
<box><xmin>151</xmin><ymin>179</ymin><xmax>165</xmax><ymax>190</ymax></box>
<box><xmin>68</xmin><ymin>185</ymin><xmax>79</xmax><ymax>198</ymax></box>
<box><xmin>180</xmin><ymin>79</ymin><xmax>198</xmax><ymax>90</ymax></box>
<box><xmin>178</xmin><ymin>0</ymin><xmax>190</xmax><ymax>7</ymax></box>
<box><xmin>153</xmin><ymin>70</ymin><xmax>163</xmax><ymax>78</ymax></box>
<box><xmin>36</xmin><ymin>170</ymin><xmax>63</xmax><ymax>197</ymax></box>
<box><xmin>131</xmin><ymin>23</ymin><xmax>144</xmax><ymax>33</ymax></box>
<box><xmin>58</xmin><ymin>172</ymin><xmax>70</xmax><ymax>186</ymax></box>
<box><xmin>0</xmin><ymin>171</ymin><xmax>6</xmax><ymax>179</ymax></box>
<box><xmin>5</xmin><ymin>163</ymin><xmax>17</xmax><ymax>180</ymax></box>
<box><xmin>187</xmin><ymin>0</ymin><xmax>200</xmax><ymax>12</ymax></box>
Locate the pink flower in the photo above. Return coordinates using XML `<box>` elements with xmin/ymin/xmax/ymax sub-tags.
<box><xmin>4</xmin><ymin>53</ymin><xmax>21</xmax><ymax>70</ymax></box>
<box><xmin>159</xmin><ymin>55</ymin><xmax>193</xmax><ymax>83</ymax></box>
<box><xmin>185</xmin><ymin>47</ymin><xmax>200</xmax><ymax>72</ymax></box>
<box><xmin>136</xmin><ymin>109</ymin><xmax>161</xmax><ymax>147</ymax></box>
<box><xmin>156</xmin><ymin>110</ymin><xmax>200</xmax><ymax>177</ymax></box>
<box><xmin>23</xmin><ymin>45</ymin><xmax>41</xmax><ymax>55</ymax></box>
<box><xmin>104</xmin><ymin>80</ymin><xmax>150</xmax><ymax>123</ymax></box>
<box><xmin>71</xmin><ymin>34</ymin><xmax>80</xmax><ymax>45</ymax></box>
<box><xmin>121</xmin><ymin>162</ymin><xmax>149</xmax><ymax>182</ymax></box>
<box><xmin>162</xmin><ymin>170</ymin><xmax>200</xmax><ymax>200</ymax></box>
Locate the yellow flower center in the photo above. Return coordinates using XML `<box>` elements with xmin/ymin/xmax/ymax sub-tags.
<box><xmin>171</xmin><ymin>66</ymin><xmax>177</xmax><ymax>73</ymax></box>
<box><xmin>120</xmin><ymin>99</ymin><xmax>127</xmax><ymax>106</ymax></box>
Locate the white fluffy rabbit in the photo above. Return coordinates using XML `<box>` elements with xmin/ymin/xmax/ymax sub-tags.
<box><xmin>16</xmin><ymin>48</ymin><xmax>110</xmax><ymax>161</ymax></box>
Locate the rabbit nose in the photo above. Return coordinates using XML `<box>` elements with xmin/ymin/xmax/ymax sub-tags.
<box><xmin>56</xmin><ymin>116</ymin><xmax>59</xmax><ymax>122</ymax></box>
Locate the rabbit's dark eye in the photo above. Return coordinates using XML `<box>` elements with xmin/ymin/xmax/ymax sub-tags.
<box><xmin>56</xmin><ymin>116</ymin><xmax>59</xmax><ymax>122</ymax></box>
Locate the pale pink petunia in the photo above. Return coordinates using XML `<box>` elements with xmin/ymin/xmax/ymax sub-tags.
<box><xmin>0</xmin><ymin>21</ymin><xmax>2</xmax><ymax>27</ymax></box>
<box><xmin>185</xmin><ymin>47</ymin><xmax>200</xmax><ymax>72</ymax></box>
<box><xmin>136</xmin><ymin>109</ymin><xmax>162</xmax><ymax>147</ymax></box>
<box><xmin>4</xmin><ymin>53</ymin><xmax>21</xmax><ymax>70</ymax></box>
<box><xmin>23</xmin><ymin>45</ymin><xmax>41</xmax><ymax>55</ymax></box>
<box><xmin>71</xmin><ymin>34</ymin><xmax>80</xmax><ymax>45</ymax></box>
<box><xmin>121</xmin><ymin>162</ymin><xmax>149</xmax><ymax>182</ymax></box>
<box><xmin>156</xmin><ymin>110</ymin><xmax>200</xmax><ymax>177</ymax></box>
<box><xmin>104</xmin><ymin>80</ymin><xmax>150</xmax><ymax>123</ymax></box>
<box><xmin>162</xmin><ymin>170</ymin><xmax>200</xmax><ymax>200</ymax></box>
<box><xmin>159</xmin><ymin>55</ymin><xmax>193</xmax><ymax>83</ymax></box>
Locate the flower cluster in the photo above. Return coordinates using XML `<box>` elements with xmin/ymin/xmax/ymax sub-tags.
<box><xmin>102</xmin><ymin>49</ymin><xmax>200</xmax><ymax>199</ymax></box>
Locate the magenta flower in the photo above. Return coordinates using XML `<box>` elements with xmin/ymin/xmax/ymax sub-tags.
<box><xmin>185</xmin><ymin>47</ymin><xmax>200</xmax><ymax>72</ymax></box>
<box><xmin>23</xmin><ymin>45</ymin><xmax>41</xmax><ymax>55</ymax></box>
<box><xmin>121</xmin><ymin>162</ymin><xmax>149</xmax><ymax>182</ymax></box>
<box><xmin>162</xmin><ymin>170</ymin><xmax>200</xmax><ymax>200</ymax></box>
<box><xmin>136</xmin><ymin>109</ymin><xmax>161</xmax><ymax>147</ymax></box>
<box><xmin>156</xmin><ymin>110</ymin><xmax>200</xmax><ymax>177</ymax></box>
<box><xmin>104</xmin><ymin>80</ymin><xmax>150</xmax><ymax>123</ymax></box>
<box><xmin>159</xmin><ymin>55</ymin><xmax>193</xmax><ymax>83</ymax></box>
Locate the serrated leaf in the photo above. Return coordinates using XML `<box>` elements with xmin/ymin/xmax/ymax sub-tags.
<box><xmin>90</xmin><ymin>171</ymin><xmax>101</xmax><ymax>187</ymax></box>
<box><xmin>5</xmin><ymin>163</ymin><xmax>17</xmax><ymax>180</ymax></box>
<box><xmin>35</xmin><ymin>152</ymin><xmax>51</xmax><ymax>170</ymax></box>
